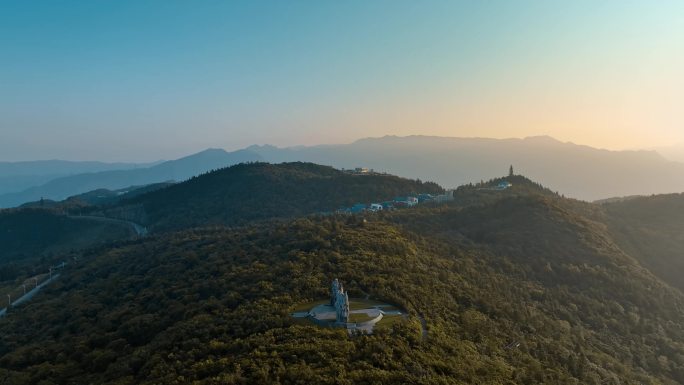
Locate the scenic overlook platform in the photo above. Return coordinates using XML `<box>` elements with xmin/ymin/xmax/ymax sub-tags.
<box><xmin>291</xmin><ymin>279</ymin><xmax>405</xmax><ymax>334</ymax></box>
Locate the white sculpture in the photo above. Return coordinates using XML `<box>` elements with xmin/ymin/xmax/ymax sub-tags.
<box><xmin>331</xmin><ymin>279</ymin><xmax>340</xmax><ymax>306</ymax></box>
<box><xmin>331</xmin><ymin>278</ymin><xmax>350</xmax><ymax>323</ymax></box>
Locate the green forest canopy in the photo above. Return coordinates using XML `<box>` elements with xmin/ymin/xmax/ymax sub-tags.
<box><xmin>1</xmin><ymin>180</ymin><xmax>684</xmax><ymax>384</ymax></box>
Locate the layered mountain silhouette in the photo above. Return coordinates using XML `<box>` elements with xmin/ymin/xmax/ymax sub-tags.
<box><xmin>0</xmin><ymin>160</ymin><xmax>157</xmax><ymax>195</ymax></box>
<box><xmin>248</xmin><ymin>135</ymin><xmax>684</xmax><ymax>201</ymax></box>
<box><xmin>651</xmin><ymin>143</ymin><xmax>684</xmax><ymax>163</ymax></box>
<box><xmin>3</xmin><ymin>136</ymin><xmax>684</xmax><ymax>207</ymax></box>
<box><xmin>0</xmin><ymin>149</ymin><xmax>262</xmax><ymax>208</ymax></box>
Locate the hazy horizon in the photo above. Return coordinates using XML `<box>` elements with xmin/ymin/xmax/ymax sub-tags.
<box><xmin>2</xmin><ymin>1</ymin><xmax>683</xmax><ymax>162</ymax></box>
<box><xmin>1</xmin><ymin>134</ymin><xmax>683</xmax><ymax>164</ymax></box>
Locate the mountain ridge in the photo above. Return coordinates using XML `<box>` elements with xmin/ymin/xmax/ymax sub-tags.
<box><xmin>119</xmin><ymin>161</ymin><xmax>443</xmax><ymax>231</ymax></box>
<box><xmin>0</xmin><ymin>149</ymin><xmax>263</xmax><ymax>208</ymax></box>
<box><xmin>0</xmin><ymin>162</ymin><xmax>442</xmax><ymax>259</ymax></box>
<box><xmin>245</xmin><ymin>135</ymin><xmax>684</xmax><ymax>200</ymax></box>
<box><xmin>4</xmin><ymin>135</ymin><xmax>683</xmax><ymax>207</ymax></box>
<box><xmin>0</xmin><ymin>160</ymin><xmax>160</xmax><ymax>196</ymax></box>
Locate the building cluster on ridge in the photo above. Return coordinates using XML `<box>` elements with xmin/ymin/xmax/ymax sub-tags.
<box><xmin>336</xmin><ymin>165</ymin><xmax>515</xmax><ymax>214</ymax></box>
<box><xmin>336</xmin><ymin>191</ymin><xmax>456</xmax><ymax>214</ymax></box>
<box><xmin>341</xmin><ymin>167</ymin><xmax>387</xmax><ymax>175</ymax></box>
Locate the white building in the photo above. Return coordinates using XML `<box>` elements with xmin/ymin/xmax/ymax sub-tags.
<box><xmin>369</xmin><ymin>203</ymin><xmax>383</xmax><ymax>212</ymax></box>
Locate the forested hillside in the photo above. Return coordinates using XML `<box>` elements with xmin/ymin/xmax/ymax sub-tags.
<box><xmin>1</xmin><ymin>185</ymin><xmax>684</xmax><ymax>384</ymax></box>
<box><xmin>0</xmin><ymin>163</ymin><xmax>441</xmax><ymax>267</ymax></box>
<box><xmin>121</xmin><ymin>162</ymin><xmax>443</xmax><ymax>231</ymax></box>
<box><xmin>0</xmin><ymin>209</ymin><xmax>136</xmax><ymax>263</ymax></box>
<box><xmin>600</xmin><ymin>193</ymin><xmax>684</xmax><ymax>292</ymax></box>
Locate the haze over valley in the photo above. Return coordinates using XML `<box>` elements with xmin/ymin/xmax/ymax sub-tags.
<box><xmin>2</xmin><ymin>135</ymin><xmax>683</xmax><ymax>207</ymax></box>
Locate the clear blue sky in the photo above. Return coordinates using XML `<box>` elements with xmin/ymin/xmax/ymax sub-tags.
<box><xmin>1</xmin><ymin>0</ymin><xmax>682</xmax><ymax>161</ymax></box>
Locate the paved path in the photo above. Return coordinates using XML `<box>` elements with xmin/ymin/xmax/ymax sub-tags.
<box><xmin>310</xmin><ymin>304</ymin><xmax>337</xmax><ymax>320</ymax></box>
<box><xmin>68</xmin><ymin>215</ymin><xmax>147</xmax><ymax>236</ymax></box>
<box><xmin>0</xmin><ymin>273</ymin><xmax>60</xmax><ymax>318</ymax></box>
<box><xmin>381</xmin><ymin>310</ymin><xmax>403</xmax><ymax>316</ymax></box>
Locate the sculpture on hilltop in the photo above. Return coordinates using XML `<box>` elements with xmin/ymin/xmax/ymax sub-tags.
<box><xmin>330</xmin><ymin>278</ymin><xmax>350</xmax><ymax>323</ymax></box>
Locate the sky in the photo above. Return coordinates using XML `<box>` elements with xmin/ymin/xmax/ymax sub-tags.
<box><xmin>1</xmin><ymin>0</ymin><xmax>683</xmax><ymax>162</ymax></box>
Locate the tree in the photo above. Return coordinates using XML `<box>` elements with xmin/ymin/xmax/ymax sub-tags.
<box><xmin>509</xmin><ymin>165</ymin><xmax>514</xmax><ymax>177</ymax></box>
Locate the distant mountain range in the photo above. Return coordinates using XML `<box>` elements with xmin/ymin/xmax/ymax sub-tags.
<box><xmin>649</xmin><ymin>143</ymin><xmax>684</xmax><ymax>163</ymax></box>
<box><xmin>247</xmin><ymin>136</ymin><xmax>684</xmax><ymax>201</ymax></box>
<box><xmin>0</xmin><ymin>149</ymin><xmax>262</xmax><ymax>208</ymax></box>
<box><xmin>0</xmin><ymin>159</ymin><xmax>158</xmax><ymax>196</ymax></box>
<box><xmin>2</xmin><ymin>135</ymin><xmax>684</xmax><ymax>207</ymax></box>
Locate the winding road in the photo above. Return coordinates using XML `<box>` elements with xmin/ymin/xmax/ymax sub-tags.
<box><xmin>68</xmin><ymin>215</ymin><xmax>147</xmax><ymax>236</ymax></box>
